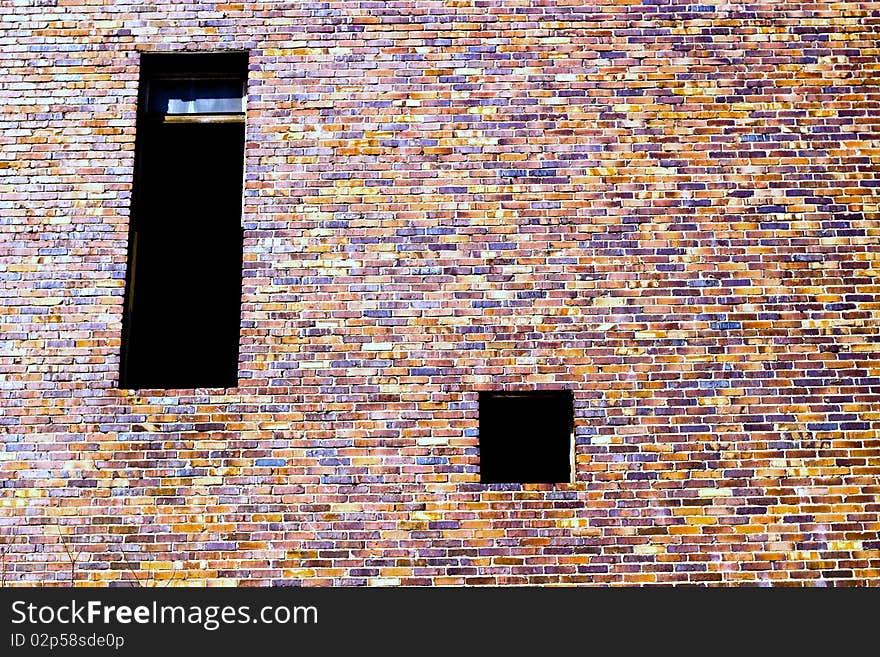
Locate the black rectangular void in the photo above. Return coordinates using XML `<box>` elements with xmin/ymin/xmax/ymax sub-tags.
<box><xmin>479</xmin><ymin>390</ymin><xmax>574</xmax><ymax>484</ymax></box>
<box><xmin>120</xmin><ymin>52</ymin><xmax>247</xmax><ymax>390</ymax></box>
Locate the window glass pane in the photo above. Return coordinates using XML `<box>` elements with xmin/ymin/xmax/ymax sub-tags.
<box><xmin>149</xmin><ymin>79</ymin><xmax>244</xmax><ymax>115</ymax></box>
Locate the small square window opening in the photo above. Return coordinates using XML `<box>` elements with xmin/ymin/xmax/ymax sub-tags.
<box><xmin>478</xmin><ymin>390</ymin><xmax>574</xmax><ymax>484</ymax></box>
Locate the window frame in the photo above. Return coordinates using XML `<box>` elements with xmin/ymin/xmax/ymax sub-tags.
<box><xmin>143</xmin><ymin>73</ymin><xmax>247</xmax><ymax>123</ymax></box>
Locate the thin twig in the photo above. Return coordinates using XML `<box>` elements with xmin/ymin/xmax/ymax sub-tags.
<box><xmin>56</xmin><ymin>530</ymin><xmax>84</xmax><ymax>587</ymax></box>
<box><xmin>159</xmin><ymin>566</ymin><xmax>181</xmax><ymax>588</ymax></box>
<box><xmin>117</xmin><ymin>547</ymin><xmax>144</xmax><ymax>587</ymax></box>
<box><xmin>118</xmin><ymin>543</ymin><xmax>181</xmax><ymax>587</ymax></box>
<box><xmin>0</xmin><ymin>543</ymin><xmax>12</xmax><ymax>587</ymax></box>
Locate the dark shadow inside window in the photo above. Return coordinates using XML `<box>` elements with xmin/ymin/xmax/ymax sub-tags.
<box><xmin>479</xmin><ymin>390</ymin><xmax>573</xmax><ymax>484</ymax></box>
<box><xmin>120</xmin><ymin>53</ymin><xmax>247</xmax><ymax>390</ymax></box>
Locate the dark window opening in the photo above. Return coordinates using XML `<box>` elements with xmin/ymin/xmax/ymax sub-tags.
<box><xmin>120</xmin><ymin>53</ymin><xmax>247</xmax><ymax>390</ymax></box>
<box><xmin>479</xmin><ymin>390</ymin><xmax>574</xmax><ymax>484</ymax></box>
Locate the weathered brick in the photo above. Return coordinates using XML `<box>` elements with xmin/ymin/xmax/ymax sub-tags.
<box><xmin>0</xmin><ymin>1</ymin><xmax>878</xmax><ymax>588</ymax></box>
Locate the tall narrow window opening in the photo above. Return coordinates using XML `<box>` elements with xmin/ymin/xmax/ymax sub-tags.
<box><xmin>120</xmin><ymin>52</ymin><xmax>247</xmax><ymax>389</ymax></box>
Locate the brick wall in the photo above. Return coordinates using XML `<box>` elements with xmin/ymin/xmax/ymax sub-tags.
<box><xmin>1</xmin><ymin>1</ymin><xmax>879</xmax><ymax>586</ymax></box>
